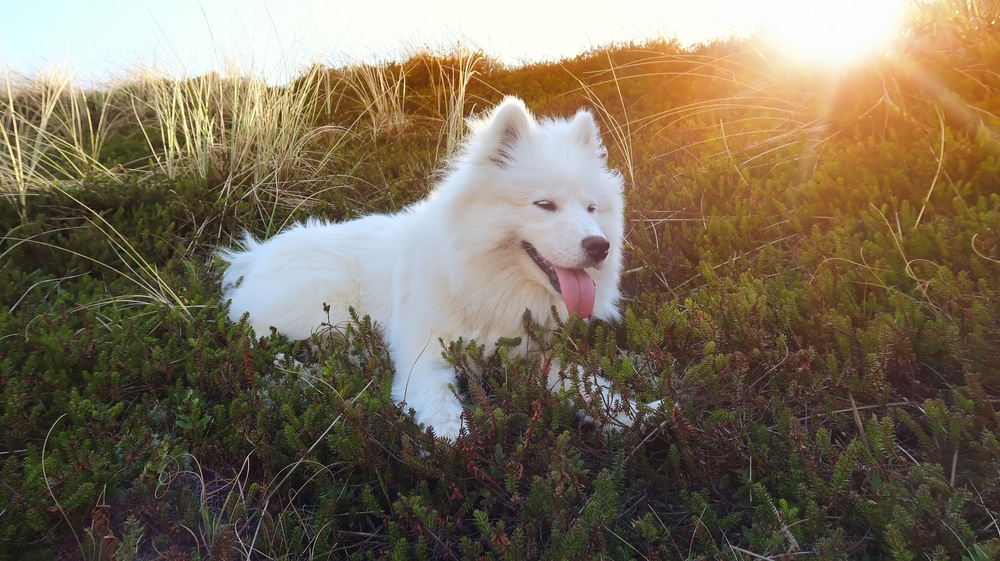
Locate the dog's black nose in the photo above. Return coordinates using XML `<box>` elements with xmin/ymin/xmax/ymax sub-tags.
<box><xmin>582</xmin><ymin>236</ymin><xmax>610</xmax><ymax>262</ymax></box>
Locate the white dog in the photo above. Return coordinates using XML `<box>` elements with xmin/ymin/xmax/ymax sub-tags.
<box><xmin>220</xmin><ymin>97</ymin><xmax>645</xmax><ymax>440</ymax></box>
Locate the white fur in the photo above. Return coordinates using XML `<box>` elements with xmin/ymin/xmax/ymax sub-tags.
<box><xmin>220</xmin><ymin>97</ymin><xmax>633</xmax><ymax>440</ymax></box>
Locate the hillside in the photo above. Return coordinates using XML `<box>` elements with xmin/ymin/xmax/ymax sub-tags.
<box><xmin>2</xmin><ymin>6</ymin><xmax>1000</xmax><ymax>560</ymax></box>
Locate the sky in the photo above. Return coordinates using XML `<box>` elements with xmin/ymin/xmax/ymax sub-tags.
<box><xmin>0</xmin><ymin>0</ymin><xmax>766</xmax><ymax>84</ymax></box>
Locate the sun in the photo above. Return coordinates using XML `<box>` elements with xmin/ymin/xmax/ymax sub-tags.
<box><xmin>761</xmin><ymin>0</ymin><xmax>906</xmax><ymax>65</ymax></box>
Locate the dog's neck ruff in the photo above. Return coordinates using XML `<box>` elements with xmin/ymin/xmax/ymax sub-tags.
<box><xmin>522</xmin><ymin>241</ymin><xmax>596</xmax><ymax>318</ymax></box>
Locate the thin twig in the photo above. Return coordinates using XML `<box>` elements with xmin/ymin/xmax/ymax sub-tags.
<box><xmin>914</xmin><ymin>104</ymin><xmax>946</xmax><ymax>230</ymax></box>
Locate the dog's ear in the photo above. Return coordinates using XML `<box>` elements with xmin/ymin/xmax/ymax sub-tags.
<box><xmin>570</xmin><ymin>110</ymin><xmax>606</xmax><ymax>157</ymax></box>
<box><xmin>469</xmin><ymin>97</ymin><xmax>534</xmax><ymax>168</ymax></box>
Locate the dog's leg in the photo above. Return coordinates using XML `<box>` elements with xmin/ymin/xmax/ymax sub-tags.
<box><xmin>546</xmin><ymin>358</ymin><xmax>662</xmax><ymax>432</ymax></box>
<box><xmin>390</xmin><ymin>342</ymin><xmax>466</xmax><ymax>441</ymax></box>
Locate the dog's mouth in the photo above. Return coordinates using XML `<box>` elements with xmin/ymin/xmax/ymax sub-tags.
<box><xmin>522</xmin><ymin>241</ymin><xmax>596</xmax><ymax>318</ymax></box>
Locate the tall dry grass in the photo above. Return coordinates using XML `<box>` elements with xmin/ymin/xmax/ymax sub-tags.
<box><xmin>3</xmin><ymin>48</ymin><xmax>491</xmax><ymax>218</ymax></box>
<box><xmin>0</xmin><ymin>68</ymin><xmax>123</xmax><ymax>221</ymax></box>
<box><xmin>1</xmin><ymin>60</ymin><xmax>369</xmax><ymax>237</ymax></box>
<box><xmin>429</xmin><ymin>47</ymin><xmax>483</xmax><ymax>158</ymax></box>
<box><xmin>341</xmin><ymin>62</ymin><xmax>409</xmax><ymax>138</ymax></box>
<box><xmin>124</xmin><ymin>64</ymin><xmax>352</xmax><ymax>215</ymax></box>
<box><xmin>1</xmin><ymin>61</ymin><xmax>365</xmax><ymax>318</ymax></box>
<box><xmin>573</xmin><ymin>46</ymin><xmax>831</xmax><ymax>193</ymax></box>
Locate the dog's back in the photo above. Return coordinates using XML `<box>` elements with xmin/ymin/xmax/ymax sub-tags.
<box><xmin>220</xmin><ymin>215</ymin><xmax>398</xmax><ymax>340</ymax></box>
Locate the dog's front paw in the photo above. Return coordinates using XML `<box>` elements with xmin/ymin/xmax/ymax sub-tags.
<box><xmin>583</xmin><ymin>398</ymin><xmax>669</xmax><ymax>437</ymax></box>
<box><xmin>429</xmin><ymin>419</ymin><xmax>463</xmax><ymax>442</ymax></box>
<box><xmin>635</xmin><ymin>399</ymin><xmax>669</xmax><ymax>431</ymax></box>
<box><xmin>415</xmin><ymin>400</ymin><xmax>466</xmax><ymax>442</ymax></box>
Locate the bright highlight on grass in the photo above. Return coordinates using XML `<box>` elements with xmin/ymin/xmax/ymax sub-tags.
<box><xmin>762</xmin><ymin>0</ymin><xmax>906</xmax><ymax>64</ymax></box>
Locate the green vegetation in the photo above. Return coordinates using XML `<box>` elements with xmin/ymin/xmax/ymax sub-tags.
<box><xmin>3</xmin><ymin>5</ymin><xmax>1000</xmax><ymax>559</ymax></box>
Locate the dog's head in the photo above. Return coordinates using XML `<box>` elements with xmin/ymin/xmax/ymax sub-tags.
<box><xmin>444</xmin><ymin>97</ymin><xmax>625</xmax><ymax>321</ymax></box>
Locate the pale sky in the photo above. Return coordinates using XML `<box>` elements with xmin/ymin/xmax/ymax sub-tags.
<box><xmin>0</xmin><ymin>0</ymin><xmax>765</xmax><ymax>83</ymax></box>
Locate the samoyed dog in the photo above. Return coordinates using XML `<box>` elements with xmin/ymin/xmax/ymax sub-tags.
<box><xmin>220</xmin><ymin>97</ymin><xmax>648</xmax><ymax>440</ymax></box>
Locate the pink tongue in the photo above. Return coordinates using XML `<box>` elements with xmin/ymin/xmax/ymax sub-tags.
<box><xmin>553</xmin><ymin>267</ymin><xmax>596</xmax><ymax>318</ymax></box>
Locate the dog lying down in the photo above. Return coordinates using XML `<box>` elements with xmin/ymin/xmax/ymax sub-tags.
<box><xmin>220</xmin><ymin>97</ymin><xmax>661</xmax><ymax>440</ymax></box>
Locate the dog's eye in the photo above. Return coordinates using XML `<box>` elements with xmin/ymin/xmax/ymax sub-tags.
<box><xmin>533</xmin><ymin>200</ymin><xmax>557</xmax><ymax>212</ymax></box>
<box><xmin>587</xmin><ymin>204</ymin><xmax>597</xmax><ymax>213</ymax></box>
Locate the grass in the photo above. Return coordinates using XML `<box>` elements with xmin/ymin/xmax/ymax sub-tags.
<box><xmin>428</xmin><ymin>47</ymin><xmax>485</xmax><ymax>158</ymax></box>
<box><xmin>0</xmin><ymin>68</ymin><xmax>121</xmax><ymax>221</ymax></box>
<box><xmin>341</xmin><ymin>62</ymin><xmax>409</xmax><ymax>140</ymax></box>
<box><xmin>125</xmin><ymin>63</ymin><xmax>358</xmax><ymax>236</ymax></box>
<box><xmin>3</xmin><ymin>3</ymin><xmax>1000</xmax><ymax>559</ymax></box>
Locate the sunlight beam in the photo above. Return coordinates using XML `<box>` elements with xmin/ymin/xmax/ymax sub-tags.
<box><xmin>762</xmin><ymin>0</ymin><xmax>906</xmax><ymax>65</ymax></box>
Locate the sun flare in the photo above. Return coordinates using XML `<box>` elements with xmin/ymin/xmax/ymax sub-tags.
<box><xmin>762</xmin><ymin>0</ymin><xmax>906</xmax><ymax>64</ymax></box>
